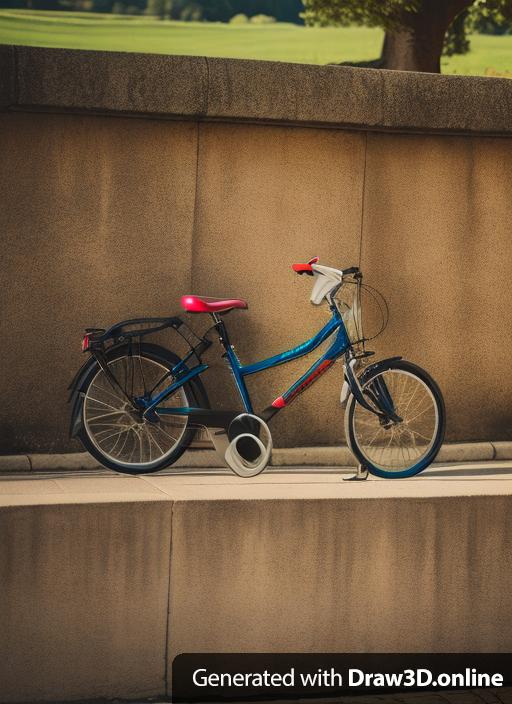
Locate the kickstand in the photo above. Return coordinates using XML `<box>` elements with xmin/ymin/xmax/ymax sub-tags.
<box><xmin>343</xmin><ymin>464</ymin><xmax>369</xmax><ymax>481</ymax></box>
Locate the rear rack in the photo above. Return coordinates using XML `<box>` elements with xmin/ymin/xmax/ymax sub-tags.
<box><xmin>85</xmin><ymin>315</ymin><xmax>212</xmax><ymax>363</ymax></box>
<box><xmin>86</xmin><ymin>316</ymin><xmax>182</xmax><ymax>343</ymax></box>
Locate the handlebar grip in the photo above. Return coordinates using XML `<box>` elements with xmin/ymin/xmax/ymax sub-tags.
<box><xmin>292</xmin><ymin>263</ymin><xmax>314</xmax><ymax>276</ymax></box>
<box><xmin>343</xmin><ymin>266</ymin><xmax>360</xmax><ymax>276</ymax></box>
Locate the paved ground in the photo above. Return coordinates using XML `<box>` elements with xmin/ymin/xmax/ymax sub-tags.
<box><xmin>1</xmin><ymin>460</ymin><xmax>512</xmax><ymax>506</ymax></box>
<box><xmin>4</xmin><ymin>462</ymin><xmax>512</xmax><ymax>704</ymax></box>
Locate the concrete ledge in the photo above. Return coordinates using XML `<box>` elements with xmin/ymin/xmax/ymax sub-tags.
<box><xmin>0</xmin><ymin>441</ymin><xmax>510</xmax><ymax>473</ymax></box>
<box><xmin>2</xmin><ymin>45</ymin><xmax>512</xmax><ymax>135</ymax></box>
<box><xmin>0</xmin><ymin>454</ymin><xmax>32</xmax><ymax>472</ymax></box>
<box><xmin>492</xmin><ymin>440</ymin><xmax>512</xmax><ymax>460</ymax></box>
<box><xmin>0</xmin><ymin>45</ymin><xmax>15</xmax><ymax>108</ymax></box>
<box><xmin>2</xmin><ymin>475</ymin><xmax>512</xmax><ymax>701</ymax></box>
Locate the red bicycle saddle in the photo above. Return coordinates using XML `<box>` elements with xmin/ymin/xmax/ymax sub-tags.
<box><xmin>181</xmin><ymin>295</ymin><xmax>248</xmax><ymax>314</ymax></box>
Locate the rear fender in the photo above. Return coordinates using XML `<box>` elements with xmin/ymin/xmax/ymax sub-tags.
<box><xmin>70</xmin><ymin>391</ymin><xmax>86</xmax><ymax>438</ymax></box>
<box><xmin>68</xmin><ymin>353</ymin><xmax>105</xmax><ymax>438</ymax></box>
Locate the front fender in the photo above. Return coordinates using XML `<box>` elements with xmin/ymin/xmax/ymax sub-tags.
<box><xmin>341</xmin><ymin>356</ymin><xmax>402</xmax><ymax>408</ymax></box>
<box><xmin>357</xmin><ymin>356</ymin><xmax>402</xmax><ymax>386</ymax></box>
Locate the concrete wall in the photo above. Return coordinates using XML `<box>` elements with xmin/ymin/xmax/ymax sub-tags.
<box><xmin>0</xmin><ymin>499</ymin><xmax>173</xmax><ymax>702</ymax></box>
<box><xmin>1</xmin><ymin>112</ymin><xmax>197</xmax><ymax>452</ymax></box>
<box><xmin>1</xmin><ymin>46</ymin><xmax>512</xmax><ymax>452</ymax></box>
<box><xmin>169</xmin><ymin>495</ymin><xmax>512</xmax><ymax>658</ymax></box>
<box><xmin>2</xmin><ymin>484</ymin><xmax>512</xmax><ymax>701</ymax></box>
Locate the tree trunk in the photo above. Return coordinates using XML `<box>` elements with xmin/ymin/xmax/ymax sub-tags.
<box><xmin>381</xmin><ymin>29</ymin><xmax>442</xmax><ymax>72</ymax></box>
<box><xmin>379</xmin><ymin>0</ymin><xmax>474</xmax><ymax>72</ymax></box>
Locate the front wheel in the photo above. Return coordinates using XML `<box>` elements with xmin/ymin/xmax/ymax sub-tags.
<box><xmin>345</xmin><ymin>359</ymin><xmax>445</xmax><ymax>478</ymax></box>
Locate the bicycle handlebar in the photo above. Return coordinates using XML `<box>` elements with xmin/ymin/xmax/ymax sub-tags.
<box><xmin>291</xmin><ymin>260</ymin><xmax>361</xmax><ymax>277</ymax></box>
<box><xmin>342</xmin><ymin>266</ymin><xmax>361</xmax><ymax>276</ymax></box>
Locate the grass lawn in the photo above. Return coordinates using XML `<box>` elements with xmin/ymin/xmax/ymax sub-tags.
<box><xmin>0</xmin><ymin>9</ymin><xmax>511</xmax><ymax>76</ymax></box>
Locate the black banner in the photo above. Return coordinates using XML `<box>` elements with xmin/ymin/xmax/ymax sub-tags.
<box><xmin>172</xmin><ymin>653</ymin><xmax>512</xmax><ymax>702</ymax></box>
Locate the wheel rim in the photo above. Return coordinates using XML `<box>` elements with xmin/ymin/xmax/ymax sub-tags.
<box><xmin>351</xmin><ymin>369</ymin><xmax>439</xmax><ymax>473</ymax></box>
<box><xmin>83</xmin><ymin>355</ymin><xmax>188</xmax><ymax>468</ymax></box>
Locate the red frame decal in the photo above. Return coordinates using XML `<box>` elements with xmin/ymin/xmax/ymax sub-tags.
<box><xmin>271</xmin><ymin>359</ymin><xmax>334</xmax><ymax>408</ymax></box>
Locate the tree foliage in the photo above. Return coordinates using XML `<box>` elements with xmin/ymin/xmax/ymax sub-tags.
<box><xmin>302</xmin><ymin>0</ymin><xmax>423</xmax><ymax>29</ymax></box>
<box><xmin>443</xmin><ymin>0</ymin><xmax>512</xmax><ymax>55</ymax></box>
<box><xmin>302</xmin><ymin>0</ymin><xmax>512</xmax><ymax>70</ymax></box>
<box><xmin>17</xmin><ymin>0</ymin><xmax>304</xmax><ymax>20</ymax></box>
<box><xmin>443</xmin><ymin>8</ymin><xmax>470</xmax><ymax>55</ymax></box>
<box><xmin>470</xmin><ymin>0</ymin><xmax>512</xmax><ymax>31</ymax></box>
<box><xmin>303</xmin><ymin>0</ymin><xmax>512</xmax><ymax>35</ymax></box>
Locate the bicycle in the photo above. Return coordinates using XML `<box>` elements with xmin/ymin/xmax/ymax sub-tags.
<box><xmin>69</xmin><ymin>258</ymin><xmax>445</xmax><ymax>479</ymax></box>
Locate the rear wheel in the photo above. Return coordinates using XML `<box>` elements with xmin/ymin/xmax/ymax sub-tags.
<box><xmin>77</xmin><ymin>344</ymin><xmax>196</xmax><ymax>474</ymax></box>
<box><xmin>345</xmin><ymin>359</ymin><xmax>445</xmax><ymax>478</ymax></box>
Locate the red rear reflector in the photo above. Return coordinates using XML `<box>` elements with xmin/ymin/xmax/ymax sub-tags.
<box><xmin>81</xmin><ymin>334</ymin><xmax>91</xmax><ymax>352</ymax></box>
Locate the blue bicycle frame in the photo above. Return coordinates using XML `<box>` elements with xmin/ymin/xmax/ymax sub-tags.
<box><xmin>144</xmin><ymin>304</ymin><xmax>350</xmax><ymax>423</ymax></box>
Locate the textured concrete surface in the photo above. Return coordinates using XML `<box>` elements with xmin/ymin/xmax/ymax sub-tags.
<box><xmin>305</xmin><ymin>693</ymin><xmax>512</xmax><ymax>704</ymax></box>
<box><xmin>1</xmin><ymin>441</ymin><xmax>511</xmax><ymax>473</ymax></box>
<box><xmin>4</xmin><ymin>111</ymin><xmax>512</xmax><ymax>451</ymax></box>
<box><xmin>0</xmin><ymin>499</ymin><xmax>172</xmax><ymax>702</ymax></box>
<box><xmin>93</xmin><ymin>693</ymin><xmax>512</xmax><ymax>704</ymax></box>
<box><xmin>18</xmin><ymin>692</ymin><xmax>512</xmax><ymax>704</ymax></box>
<box><xmin>0</xmin><ymin>112</ymin><xmax>197</xmax><ymax>452</ymax></box>
<box><xmin>167</xmin><ymin>494</ymin><xmax>512</xmax><ymax>689</ymax></box>
<box><xmin>191</xmin><ymin>122</ymin><xmax>364</xmax><ymax>444</ymax></box>
<box><xmin>2</xmin><ymin>49</ymin><xmax>512</xmax><ymax>453</ymax></box>
<box><xmin>14</xmin><ymin>47</ymin><xmax>208</xmax><ymax>117</ymax></box>
<box><xmin>361</xmin><ymin>133</ymin><xmax>512</xmax><ymax>441</ymax></box>
<box><xmin>0</xmin><ymin>44</ymin><xmax>15</xmax><ymax>108</ymax></box>
<box><xmin>3</xmin><ymin>46</ymin><xmax>512</xmax><ymax>135</ymax></box>
<box><xmin>1</xmin><ymin>464</ymin><xmax>512</xmax><ymax>701</ymax></box>
<box><xmin>4</xmin><ymin>461</ymin><xmax>512</xmax><ymax>505</ymax></box>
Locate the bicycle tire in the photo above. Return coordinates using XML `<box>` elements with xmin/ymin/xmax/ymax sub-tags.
<box><xmin>345</xmin><ymin>359</ymin><xmax>445</xmax><ymax>479</ymax></box>
<box><xmin>76</xmin><ymin>343</ymin><xmax>200</xmax><ymax>474</ymax></box>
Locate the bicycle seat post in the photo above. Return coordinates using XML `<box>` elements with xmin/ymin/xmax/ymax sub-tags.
<box><xmin>211</xmin><ymin>312</ymin><xmax>230</xmax><ymax>351</ymax></box>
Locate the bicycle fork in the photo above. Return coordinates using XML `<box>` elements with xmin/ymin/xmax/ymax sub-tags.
<box><xmin>341</xmin><ymin>354</ymin><xmax>402</xmax><ymax>481</ymax></box>
<box><xmin>342</xmin><ymin>355</ymin><xmax>402</xmax><ymax>423</ymax></box>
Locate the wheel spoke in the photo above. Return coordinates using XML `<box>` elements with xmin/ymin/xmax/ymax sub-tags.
<box><xmin>86</xmin><ymin>409</ymin><xmax>126</xmax><ymax>421</ymax></box>
<box><xmin>89</xmin><ymin>383</ymin><xmax>126</xmax><ymax>405</ymax></box>
<box><xmin>146</xmin><ymin>426</ymin><xmax>165</xmax><ymax>455</ymax></box>
<box><xmin>83</xmin><ymin>354</ymin><xmax>189</xmax><ymax>468</ymax></box>
<box><xmin>86</xmin><ymin>396</ymin><xmax>123</xmax><ymax>412</ymax></box>
<box><xmin>151</xmin><ymin>423</ymin><xmax>179</xmax><ymax>443</ymax></box>
<box><xmin>114</xmin><ymin>428</ymin><xmax>130</xmax><ymax>459</ymax></box>
<box><xmin>406</xmin><ymin>401</ymin><xmax>434</xmax><ymax>425</ymax></box>
<box><xmin>91</xmin><ymin>422</ymin><xmax>133</xmax><ymax>434</ymax></box>
<box><xmin>351</xmin><ymin>367</ymin><xmax>439</xmax><ymax>473</ymax></box>
<box><xmin>98</xmin><ymin>428</ymin><xmax>129</xmax><ymax>445</ymax></box>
